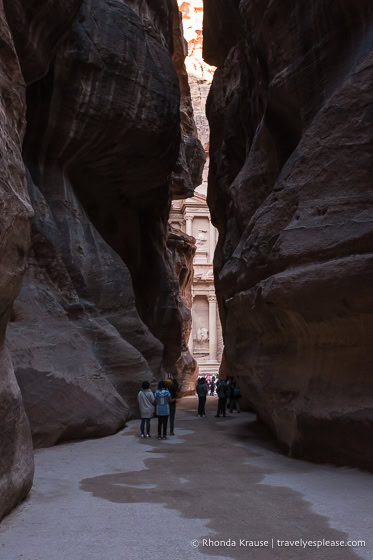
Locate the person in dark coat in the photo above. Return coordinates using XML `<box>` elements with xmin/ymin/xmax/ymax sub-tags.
<box><xmin>229</xmin><ymin>382</ymin><xmax>241</xmax><ymax>413</ymax></box>
<box><xmin>225</xmin><ymin>376</ymin><xmax>233</xmax><ymax>409</ymax></box>
<box><xmin>165</xmin><ymin>378</ymin><xmax>178</xmax><ymax>435</ymax></box>
<box><xmin>209</xmin><ymin>376</ymin><xmax>216</xmax><ymax>396</ymax></box>
<box><xmin>215</xmin><ymin>379</ymin><xmax>228</xmax><ymax>417</ymax></box>
<box><xmin>196</xmin><ymin>377</ymin><xmax>208</xmax><ymax>417</ymax></box>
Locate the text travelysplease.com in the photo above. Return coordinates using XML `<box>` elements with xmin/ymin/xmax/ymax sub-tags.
<box><xmin>198</xmin><ymin>538</ymin><xmax>366</xmax><ymax>549</ymax></box>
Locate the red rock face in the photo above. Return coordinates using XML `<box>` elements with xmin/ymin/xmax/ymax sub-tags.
<box><xmin>0</xmin><ymin>2</ymin><xmax>34</xmax><ymax>520</ymax></box>
<box><xmin>177</xmin><ymin>0</ymin><xmax>215</xmax><ymax>191</ymax></box>
<box><xmin>1</xmin><ymin>0</ymin><xmax>204</xmax><ymax>454</ymax></box>
<box><xmin>172</xmin><ymin>4</ymin><xmax>205</xmax><ymax>199</ymax></box>
<box><xmin>167</xmin><ymin>227</ymin><xmax>198</xmax><ymax>393</ymax></box>
<box><xmin>204</xmin><ymin>0</ymin><xmax>373</xmax><ymax>469</ymax></box>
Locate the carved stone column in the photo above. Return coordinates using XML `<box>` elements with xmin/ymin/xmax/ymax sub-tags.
<box><xmin>185</xmin><ymin>214</ymin><xmax>193</xmax><ymax>236</ymax></box>
<box><xmin>209</xmin><ymin>219</ymin><xmax>215</xmax><ymax>263</ymax></box>
<box><xmin>208</xmin><ymin>294</ymin><xmax>218</xmax><ymax>361</ymax></box>
<box><xmin>188</xmin><ymin>296</ymin><xmax>194</xmax><ymax>355</ymax></box>
<box><xmin>188</xmin><ymin>329</ymin><xmax>194</xmax><ymax>355</ymax></box>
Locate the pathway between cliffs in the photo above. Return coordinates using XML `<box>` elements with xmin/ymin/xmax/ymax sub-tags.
<box><xmin>1</xmin><ymin>397</ymin><xmax>372</xmax><ymax>560</ymax></box>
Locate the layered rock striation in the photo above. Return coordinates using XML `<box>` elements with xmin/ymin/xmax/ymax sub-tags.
<box><xmin>0</xmin><ymin>0</ymin><xmax>203</xmax><ymax>460</ymax></box>
<box><xmin>204</xmin><ymin>1</ymin><xmax>373</xmax><ymax>469</ymax></box>
<box><xmin>177</xmin><ymin>0</ymin><xmax>215</xmax><ymax>193</ymax></box>
<box><xmin>167</xmin><ymin>227</ymin><xmax>197</xmax><ymax>393</ymax></box>
<box><xmin>172</xmin><ymin>3</ymin><xmax>205</xmax><ymax>199</ymax></box>
<box><xmin>0</xmin><ymin>2</ymin><xmax>34</xmax><ymax>520</ymax></box>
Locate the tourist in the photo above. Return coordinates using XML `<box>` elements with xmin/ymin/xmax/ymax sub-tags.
<box><xmin>225</xmin><ymin>376</ymin><xmax>233</xmax><ymax>409</ymax></box>
<box><xmin>165</xmin><ymin>377</ymin><xmax>179</xmax><ymax>435</ymax></box>
<box><xmin>209</xmin><ymin>376</ymin><xmax>216</xmax><ymax>396</ymax></box>
<box><xmin>137</xmin><ymin>381</ymin><xmax>155</xmax><ymax>438</ymax></box>
<box><xmin>215</xmin><ymin>379</ymin><xmax>228</xmax><ymax>417</ymax></box>
<box><xmin>155</xmin><ymin>381</ymin><xmax>171</xmax><ymax>440</ymax></box>
<box><xmin>229</xmin><ymin>382</ymin><xmax>241</xmax><ymax>413</ymax></box>
<box><xmin>196</xmin><ymin>377</ymin><xmax>208</xmax><ymax>417</ymax></box>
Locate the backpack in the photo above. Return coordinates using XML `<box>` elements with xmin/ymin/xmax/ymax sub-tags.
<box><xmin>233</xmin><ymin>387</ymin><xmax>241</xmax><ymax>398</ymax></box>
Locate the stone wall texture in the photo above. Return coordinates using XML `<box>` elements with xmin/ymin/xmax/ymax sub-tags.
<box><xmin>0</xmin><ymin>0</ymin><xmax>202</xmax><ymax>517</ymax></box>
<box><xmin>172</xmin><ymin>3</ymin><xmax>205</xmax><ymax>199</ymax></box>
<box><xmin>178</xmin><ymin>0</ymin><xmax>215</xmax><ymax>192</ymax></box>
<box><xmin>167</xmin><ymin>227</ymin><xmax>198</xmax><ymax>393</ymax></box>
<box><xmin>178</xmin><ymin>0</ymin><xmax>214</xmax><ymax>150</ymax></box>
<box><xmin>204</xmin><ymin>0</ymin><xmax>373</xmax><ymax>469</ymax></box>
<box><xmin>0</xmin><ymin>0</ymin><xmax>34</xmax><ymax>520</ymax></box>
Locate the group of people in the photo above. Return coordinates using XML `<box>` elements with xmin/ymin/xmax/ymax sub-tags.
<box><xmin>215</xmin><ymin>377</ymin><xmax>241</xmax><ymax>417</ymax></box>
<box><xmin>137</xmin><ymin>378</ymin><xmax>178</xmax><ymax>440</ymax></box>
<box><xmin>196</xmin><ymin>376</ymin><xmax>241</xmax><ymax>418</ymax></box>
<box><xmin>137</xmin><ymin>375</ymin><xmax>242</xmax><ymax>439</ymax></box>
<box><xmin>203</xmin><ymin>375</ymin><xmax>217</xmax><ymax>396</ymax></box>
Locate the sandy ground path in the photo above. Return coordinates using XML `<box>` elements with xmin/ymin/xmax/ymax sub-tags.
<box><xmin>1</xmin><ymin>396</ymin><xmax>372</xmax><ymax>560</ymax></box>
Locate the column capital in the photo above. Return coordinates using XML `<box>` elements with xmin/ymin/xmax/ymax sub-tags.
<box><xmin>185</xmin><ymin>214</ymin><xmax>193</xmax><ymax>236</ymax></box>
<box><xmin>208</xmin><ymin>294</ymin><xmax>217</xmax><ymax>303</ymax></box>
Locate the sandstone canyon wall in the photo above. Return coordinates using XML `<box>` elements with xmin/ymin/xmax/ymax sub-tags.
<box><xmin>167</xmin><ymin>227</ymin><xmax>197</xmax><ymax>393</ymax></box>
<box><xmin>0</xmin><ymin>1</ymin><xmax>34</xmax><ymax>521</ymax></box>
<box><xmin>178</xmin><ymin>0</ymin><xmax>215</xmax><ymax>193</ymax></box>
<box><xmin>0</xmin><ymin>0</ymin><xmax>203</xmax><ymax>504</ymax></box>
<box><xmin>172</xmin><ymin>4</ymin><xmax>205</xmax><ymax>200</ymax></box>
<box><xmin>204</xmin><ymin>1</ymin><xmax>373</xmax><ymax>469</ymax></box>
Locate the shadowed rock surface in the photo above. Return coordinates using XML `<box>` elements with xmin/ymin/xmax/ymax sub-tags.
<box><xmin>167</xmin><ymin>227</ymin><xmax>198</xmax><ymax>393</ymax></box>
<box><xmin>204</xmin><ymin>0</ymin><xmax>373</xmax><ymax>469</ymax></box>
<box><xmin>1</xmin><ymin>0</ymin><xmax>203</xmax><ymax>453</ymax></box>
<box><xmin>172</xmin><ymin>4</ymin><xmax>206</xmax><ymax>200</ymax></box>
<box><xmin>0</xmin><ymin>3</ymin><xmax>34</xmax><ymax>520</ymax></box>
<box><xmin>3</xmin><ymin>0</ymin><xmax>81</xmax><ymax>83</ymax></box>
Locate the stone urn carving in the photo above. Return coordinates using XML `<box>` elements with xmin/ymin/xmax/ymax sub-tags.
<box><xmin>196</xmin><ymin>327</ymin><xmax>209</xmax><ymax>342</ymax></box>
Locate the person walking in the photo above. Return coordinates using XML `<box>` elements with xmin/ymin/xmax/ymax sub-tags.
<box><xmin>155</xmin><ymin>381</ymin><xmax>171</xmax><ymax>440</ymax></box>
<box><xmin>137</xmin><ymin>381</ymin><xmax>155</xmax><ymax>438</ymax></box>
<box><xmin>209</xmin><ymin>376</ymin><xmax>216</xmax><ymax>396</ymax></box>
<box><xmin>229</xmin><ymin>382</ymin><xmax>241</xmax><ymax>413</ymax></box>
<box><xmin>165</xmin><ymin>378</ymin><xmax>178</xmax><ymax>435</ymax></box>
<box><xmin>215</xmin><ymin>379</ymin><xmax>228</xmax><ymax>417</ymax></box>
<box><xmin>196</xmin><ymin>377</ymin><xmax>208</xmax><ymax>417</ymax></box>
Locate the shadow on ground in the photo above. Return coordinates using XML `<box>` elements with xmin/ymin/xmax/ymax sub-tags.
<box><xmin>80</xmin><ymin>398</ymin><xmax>362</xmax><ymax>560</ymax></box>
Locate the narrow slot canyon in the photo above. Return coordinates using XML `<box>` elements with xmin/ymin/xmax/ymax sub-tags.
<box><xmin>0</xmin><ymin>1</ymin><xmax>372</xmax><ymax>559</ymax></box>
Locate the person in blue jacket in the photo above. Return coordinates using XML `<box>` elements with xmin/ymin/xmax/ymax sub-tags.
<box><xmin>155</xmin><ymin>381</ymin><xmax>171</xmax><ymax>440</ymax></box>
